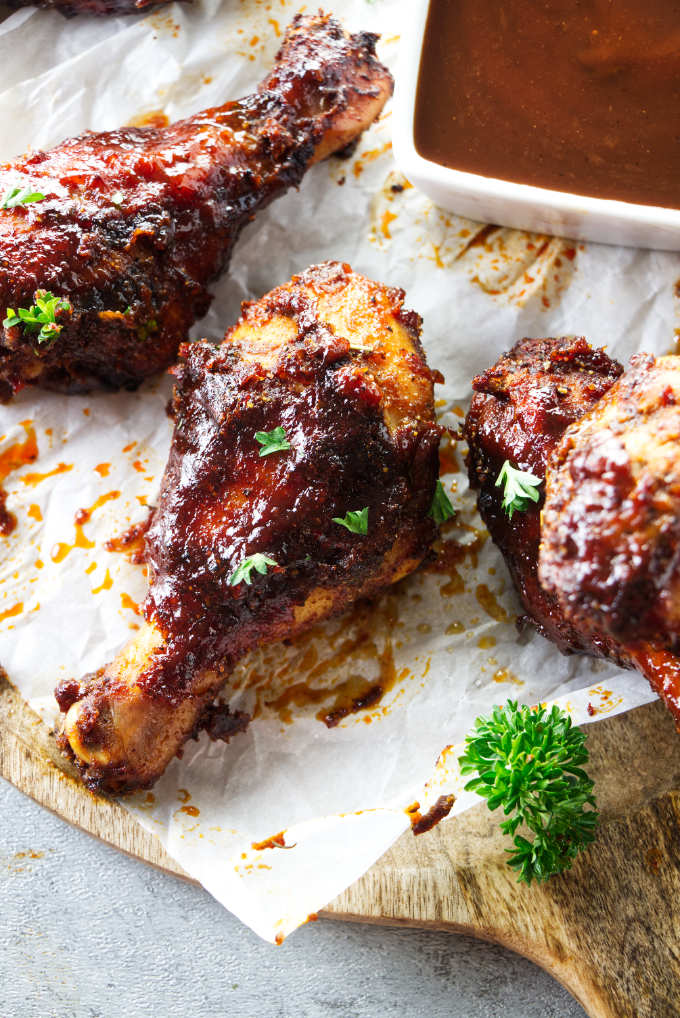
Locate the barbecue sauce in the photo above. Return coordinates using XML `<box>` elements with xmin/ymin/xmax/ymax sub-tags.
<box><xmin>415</xmin><ymin>0</ymin><xmax>680</xmax><ymax>208</ymax></box>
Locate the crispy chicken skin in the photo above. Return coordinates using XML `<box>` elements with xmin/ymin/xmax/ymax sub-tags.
<box><xmin>0</xmin><ymin>13</ymin><xmax>392</xmax><ymax>401</ymax></box>
<box><xmin>464</xmin><ymin>336</ymin><xmax>624</xmax><ymax>656</ymax></box>
<box><xmin>55</xmin><ymin>262</ymin><xmax>441</xmax><ymax>792</ymax></box>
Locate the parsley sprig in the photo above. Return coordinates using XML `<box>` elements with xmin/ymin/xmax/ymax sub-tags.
<box><xmin>333</xmin><ymin>507</ymin><xmax>368</xmax><ymax>534</ymax></box>
<box><xmin>3</xmin><ymin>291</ymin><xmax>72</xmax><ymax>345</ymax></box>
<box><xmin>229</xmin><ymin>552</ymin><xmax>278</xmax><ymax>586</ymax></box>
<box><xmin>459</xmin><ymin>700</ymin><xmax>598</xmax><ymax>884</ymax></box>
<box><xmin>428</xmin><ymin>479</ymin><xmax>455</xmax><ymax>525</ymax></box>
<box><xmin>255</xmin><ymin>426</ymin><xmax>291</xmax><ymax>457</ymax></box>
<box><xmin>496</xmin><ymin>460</ymin><xmax>542</xmax><ymax>519</ymax></box>
<box><xmin>0</xmin><ymin>184</ymin><xmax>46</xmax><ymax>210</ymax></box>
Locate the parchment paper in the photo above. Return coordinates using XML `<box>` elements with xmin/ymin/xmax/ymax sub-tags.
<box><xmin>0</xmin><ymin>0</ymin><xmax>677</xmax><ymax>942</ymax></box>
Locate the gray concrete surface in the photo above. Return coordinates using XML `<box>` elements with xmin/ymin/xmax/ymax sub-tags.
<box><xmin>0</xmin><ymin>778</ymin><xmax>587</xmax><ymax>1018</ymax></box>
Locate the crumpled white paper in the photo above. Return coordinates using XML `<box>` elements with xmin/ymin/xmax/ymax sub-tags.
<box><xmin>0</xmin><ymin>0</ymin><xmax>676</xmax><ymax>942</ymax></box>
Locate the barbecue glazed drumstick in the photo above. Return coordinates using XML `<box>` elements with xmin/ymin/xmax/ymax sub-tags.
<box><xmin>539</xmin><ymin>353</ymin><xmax>680</xmax><ymax>723</ymax></box>
<box><xmin>465</xmin><ymin>339</ymin><xmax>680</xmax><ymax>727</ymax></box>
<box><xmin>464</xmin><ymin>336</ymin><xmax>625</xmax><ymax>657</ymax></box>
<box><xmin>55</xmin><ymin>262</ymin><xmax>441</xmax><ymax>792</ymax></box>
<box><xmin>0</xmin><ymin>13</ymin><xmax>392</xmax><ymax>401</ymax></box>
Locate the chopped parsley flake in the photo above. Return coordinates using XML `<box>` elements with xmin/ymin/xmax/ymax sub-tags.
<box><xmin>333</xmin><ymin>507</ymin><xmax>369</xmax><ymax>535</ymax></box>
<box><xmin>496</xmin><ymin>460</ymin><xmax>542</xmax><ymax>519</ymax></box>
<box><xmin>3</xmin><ymin>291</ymin><xmax>71</xmax><ymax>345</ymax></box>
<box><xmin>428</xmin><ymin>480</ymin><xmax>455</xmax><ymax>525</ymax></box>
<box><xmin>255</xmin><ymin>426</ymin><xmax>291</xmax><ymax>457</ymax></box>
<box><xmin>228</xmin><ymin>553</ymin><xmax>278</xmax><ymax>586</ymax></box>
<box><xmin>0</xmin><ymin>184</ymin><xmax>46</xmax><ymax>210</ymax></box>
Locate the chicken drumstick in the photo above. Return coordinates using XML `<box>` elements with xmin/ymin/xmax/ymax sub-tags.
<box><xmin>0</xmin><ymin>13</ymin><xmax>392</xmax><ymax>401</ymax></box>
<box><xmin>464</xmin><ymin>336</ymin><xmax>624</xmax><ymax>657</ymax></box>
<box><xmin>539</xmin><ymin>353</ymin><xmax>680</xmax><ymax>723</ymax></box>
<box><xmin>465</xmin><ymin>338</ymin><xmax>680</xmax><ymax>728</ymax></box>
<box><xmin>55</xmin><ymin>262</ymin><xmax>441</xmax><ymax>792</ymax></box>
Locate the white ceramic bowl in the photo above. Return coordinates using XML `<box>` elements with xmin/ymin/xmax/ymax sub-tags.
<box><xmin>392</xmin><ymin>0</ymin><xmax>680</xmax><ymax>251</ymax></box>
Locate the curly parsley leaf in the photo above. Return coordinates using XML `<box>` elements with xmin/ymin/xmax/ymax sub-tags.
<box><xmin>496</xmin><ymin>460</ymin><xmax>542</xmax><ymax>519</ymax></box>
<box><xmin>228</xmin><ymin>552</ymin><xmax>278</xmax><ymax>587</ymax></box>
<box><xmin>0</xmin><ymin>184</ymin><xmax>46</xmax><ymax>210</ymax></box>
<box><xmin>459</xmin><ymin>700</ymin><xmax>598</xmax><ymax>885</ymax></box>
<box><xmin>255</xmin><ymin>426</ymin><xmax>291</xmax><ymax>458</ymax></box>
<box><xmin>428</xmin><ymin>479</ymin><xmax>455</xmax><ymax>525</ymax></box>
<box><xmin>332</xmin><ymin>507</ymin><xmax>369</xmax><ymax>535</ymax></box>
<box><xmin>3</xmin><ymin>291</ymin><xmax>72</xmax><ymax>345</ymax></box>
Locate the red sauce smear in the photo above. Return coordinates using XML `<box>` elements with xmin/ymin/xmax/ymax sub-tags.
<box><xmin>406</xmin><ymin>794</ymin><xmax>455</xmax><ymax>836</ymax></box>
<box><xmin>104</xmin><ymin>514</ymin><xmax>152</xmax><ymax>565</ymax></box>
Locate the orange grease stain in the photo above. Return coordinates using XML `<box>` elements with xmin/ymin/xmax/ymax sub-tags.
<box><xmin>0</xmin><ymin>422</ymin><xmax>38</xmax><ymax>482</ymax></box>
<box><xmin>21</xmin><ymin>462</ymin><xmax>73</xmax><ymax>486</ymax></box>
<box><xmin>120</xmin><ymin>593</ymin><xmax>140</xmax><ymax>615</ymax></box>
<box><xmin>50</xmin><ymin>491</ymin><xmax>120</xmax><ymax>563</ymax></box>
<box><xmin>353</xmin><ymin>141</ymin><xmax>392</xmax><ymax>178</ymax></box>
<box><xmin>264</xmin><ymin>638</ymin><xmax>400</xmax><ymax>728</ymax></box>
<box><xmin>0</xmin><ymin>602</ymin><xmax>23</xmax><ymax>623</ymax></box>
<box><xmin>475</xmin><ymin>584</ymin><xmax>509</xmax><ymax>623</ymax></box>
<box><xmin>180</xmin><ymin>805</ymin><xmax>200</xmax><ymax>817</ymax></box>
<box><xmin>91</xmin><ymin>569</ymin><xmax>113</xmax><ymax>594</ymax></box>
<box><xmin>252</xmin><ymin>831</ymin><xmax>287</xmax><ymax>851</ymax></box>
<box><xmin>381</xmin><ymin>209</ymin><xmax>397</xmax><ymax>238</ymax></box>
<box><xmin>0</xmin><ymin>423</ymin><xmax>39</xmax><ymax>536</ymax></box>
<box><xmin>493</xmin><ymin>668</ymin><xmax>523</xmax><ymax>686</ymax></box>
<box><xmin>128</xmin><ymin>109</ymin><xmax>169</xmax><ymax>129</ymax></box>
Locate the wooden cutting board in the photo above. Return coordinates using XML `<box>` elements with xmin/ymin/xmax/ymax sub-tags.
<box><xmin>2</xmin><ymin>669</ymin><xmax>679</xmax><ymax>1018</ymax></box>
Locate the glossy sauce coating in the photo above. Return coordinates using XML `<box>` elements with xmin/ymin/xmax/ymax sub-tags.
<box><xmin>416</xmin><ymin>0</ymin><xmax>680</xmax><ymax>208</ymax></box>
<box><xmin>465</xmin><ymin>336</ymin><xmax>624</xmax><ymax>656</ymax></box>
<box><xmin>540</xmin><ymin>355</ymin><xmax>680</xmax><ymax>650</ymax></box>
<box><xmin>467</xmin><ymin>338</ymin><xmax>680</xmax><ymax>728</ymax></box>
<box><xmin>142</xmin><ymin>269</ymin><xmax>438</xmax><ymax>701</ymax></box>
<box><xmin>0</xmin><ymin>13</ymin><xmax>392</xmax><ymax>400</ymax></box>
<box><xmin>55</xmin><ymin>262</ymin><xmax>441</xmax><ymax>792</ymax></box>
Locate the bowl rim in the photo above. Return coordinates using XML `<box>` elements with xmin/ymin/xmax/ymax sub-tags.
<box><xmin>392</xmin><ymin>0</ymin><xmax>680</xmax><ymax>234</ymax></box>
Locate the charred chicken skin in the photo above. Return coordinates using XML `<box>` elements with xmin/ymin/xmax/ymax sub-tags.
<box><xmin>466</xmin><ymin>338</ymin><xmax>680</xmax><ymax>727</ymax></box>
<box><xmin>0</xmin><ymin>13</ymin><xmax>392</xmax><ymax>401</ymax></box>
<box><xmin>55</xmin><ymin>262</ymin><xmax>441</xmax><ymax>792</ymax></box>
<box><xmin>464</xmin><ymin>336</ymin><xmax>624</xmax><ymax>657</ymax></box>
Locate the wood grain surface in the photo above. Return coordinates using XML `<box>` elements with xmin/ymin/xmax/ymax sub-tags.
<box><xmin>2</xmin><ymin>668</ymin><xmax>679</xmax><ymax>1018</ymax></box>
